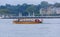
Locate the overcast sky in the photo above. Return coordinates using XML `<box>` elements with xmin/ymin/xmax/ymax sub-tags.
<box><xmin>0</xmin><ymin>0</ymin><xmax>60</xmax><ymax>5</ymax></box>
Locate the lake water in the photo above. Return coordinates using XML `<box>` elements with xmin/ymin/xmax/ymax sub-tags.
<box><xmin>0</xmin><ymin>18</ymin><xmax>60</xmax><ymax>37</ymax></box>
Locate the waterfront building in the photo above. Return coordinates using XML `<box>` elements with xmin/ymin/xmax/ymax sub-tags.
<box><xmin>40</xmin><ymin>6</ymin><xmax>57</xmax><ymax>16</ymax></box>
<box><xmin>47</xmin><ymin>7</ymin><xmax>56</xmax><ymax>15</ymax></box>
<box><xmin>56</xmin><ymin>7</ymin><xmax>60</xmax><ymax>14</ymax></box>
<box><xmin>40</xmin><ymin>8</ymin><xmax>47</xmax><ymax>16</ymax></box>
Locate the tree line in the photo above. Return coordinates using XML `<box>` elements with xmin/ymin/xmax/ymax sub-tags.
<box><xmin>0</xmin><ymin>1</ymin><xmax>60</xmax><ymax>16</ymax></box>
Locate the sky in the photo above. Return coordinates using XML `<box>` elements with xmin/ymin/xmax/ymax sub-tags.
<box><xmin>0</xmin><ymin>0</ymin><xmax>60</xmax><ymax>5</ymax></box>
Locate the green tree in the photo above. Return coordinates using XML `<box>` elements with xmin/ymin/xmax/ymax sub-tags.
<box><xmin>0</xmin><ymin>9</ymin><xmax>10</xmax><ymax>15</ymax></box>
<box><xmin>41</xmin><ymin>1</ymin><xmax>49</xmax><ymax>8</ymax></box>
<box><xmin>25</xmin><ymin>5</ymin><xmax>36</xmax><ymax>16</ymax></box>
<box><xmin>54</xmin><ymin>3</ymin><xmax>60</xmax><ymax>7</ymax></box>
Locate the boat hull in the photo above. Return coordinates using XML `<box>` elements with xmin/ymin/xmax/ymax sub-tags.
<box><xmin>13</xmin><ymin>21</ymin><xmax>42</xmax><ymax>24</ymax></box>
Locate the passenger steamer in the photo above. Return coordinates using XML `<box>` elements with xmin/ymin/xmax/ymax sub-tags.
<box><xmin>13</xmin><ymin>17</ymin><xmax>43</xmax><ymax>24</ymax></box>
<box><xmin>13</xmin><ymin>12</ymin><xmax>43</xmax><ymax>24</ymax></box>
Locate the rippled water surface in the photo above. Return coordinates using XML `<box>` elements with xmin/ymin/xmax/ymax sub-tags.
<box><xmin>0</xmin><ymin>18</ymin><xmax>60</xmax><ymax>37</ymax></box>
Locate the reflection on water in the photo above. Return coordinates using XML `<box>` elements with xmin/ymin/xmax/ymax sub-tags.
<box><xmin>0</xmin><ymin>18</ymin><xmax>60</xmax><ymax>37</ymax></box>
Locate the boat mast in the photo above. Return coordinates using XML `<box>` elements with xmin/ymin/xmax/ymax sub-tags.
<box><xmin>18</xmin><ymin>12</ymin><xmax>22</xmax><ymax>22</ymax></box>
<box><xmin>33</xmin><ymin>11</ymin><xmax>34</xmax><ymax>17</ymax></box>
<box><xmin>19</xmin><ymin>12</ymin><xmax>22</xmax><ymax>17</ymax></box>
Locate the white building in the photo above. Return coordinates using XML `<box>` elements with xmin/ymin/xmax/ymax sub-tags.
<box><xmin>40</xmin><ymin>6</ymin><xmax>57</xmax><ymax>16</ymax></box>
<box><xmin>56</xmin><ymin>7</ymin><xmax>60</xmax><ymax>14</ymax></box>
<box><xmin>47</xmin><ymin>7</ymin><xmax>56</xmax><ymax>15</ymax></box>
<box><xmin>40</xmin><ymin>8</ymin><xmax>47</xmax><ymax>16</ymax></box>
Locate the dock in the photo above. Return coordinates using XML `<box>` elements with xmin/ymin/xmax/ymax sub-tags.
<box><xmin>2</xmin><ymin>16</ymin><xmax>60</xmax><ymax>19</ymax></box>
